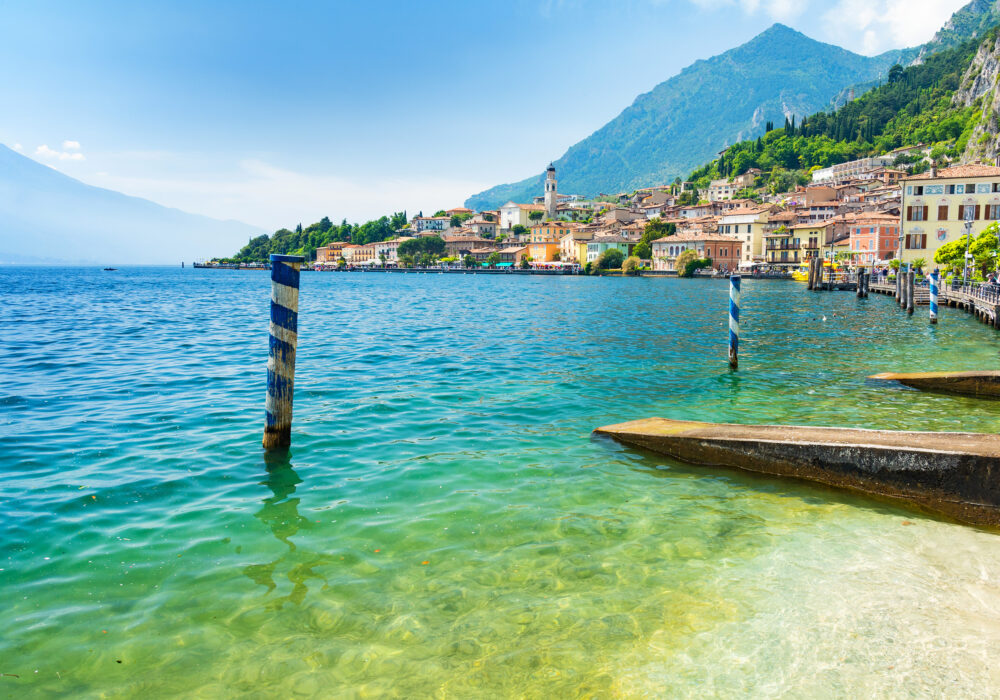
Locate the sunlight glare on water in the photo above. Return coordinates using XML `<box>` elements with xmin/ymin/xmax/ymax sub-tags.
<box><xmin>3</xmin><ymin>267</ymin><xmax>1000</xmax><ymax>697</ymax></box>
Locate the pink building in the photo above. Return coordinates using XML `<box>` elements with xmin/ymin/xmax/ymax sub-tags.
<box><xmin>849</xmin><ymin>216</ymin><xmax>900</xmax><ymax>264</ymax></box>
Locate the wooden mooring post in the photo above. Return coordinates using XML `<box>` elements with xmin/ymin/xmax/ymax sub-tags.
<box><xmin>728</xmin><ymin>275</ymin><xmax>740</xmax><ymax>369</ymax></box>
<box><xmin>263</xmin><ymin>254</ymin><xmax>304</xmax><ymax>450</ymax></box>
<box><xmin>856</xmin><ymin>266</ymin><xmax>865</xmax><ymax>298</ymax></box>
<box><xmin>907</xmin><ymin>268</ymin><xmax>915</xmax><ymax>316</ymax></box>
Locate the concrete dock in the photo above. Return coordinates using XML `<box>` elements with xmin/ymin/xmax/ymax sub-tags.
<box><xmin>870</xmin><ymin>371</ymin><xmax>1000</xmax><ymax>399</ymax></box>
<box><xmin>595</xmin><ymin>417</ymin><xmax>1000</xmax><ymax>527</ymax></box>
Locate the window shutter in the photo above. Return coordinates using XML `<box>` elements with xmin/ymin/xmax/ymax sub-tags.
<box><xmin>906</xmin><ymin>206</ymin><xmax>912</xmax><ymax>221</ymax></box>
<box><xmin>976</xmin><ymin>205</ymin><xmax>982</xmax><ymax>220</ymax></box>
<box><xmin>938</xmin><ymin>205</ymin><xmax>948</xmax><ymax>220</ymax></box>
<box><xmin>922</xmin><ymin>206</ymin><xmax>929</xmax><ymax>221</ymax></box>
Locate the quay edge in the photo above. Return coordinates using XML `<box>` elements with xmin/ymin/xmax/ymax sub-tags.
<box><xmin>869</xmin><ymin>371</ymin><xmax>1000</xmax><ymax>399</ymax></box>
<box><xmin>594</xmin><ymin>417</ymin><xmax>1000</xmax><ymax>527</ymax></box>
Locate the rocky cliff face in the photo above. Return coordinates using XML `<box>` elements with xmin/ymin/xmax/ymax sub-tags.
<box><xmin>957</xmin><ymin>32</ymin><xmax>1000</xmax><ymax>161</ymax></box>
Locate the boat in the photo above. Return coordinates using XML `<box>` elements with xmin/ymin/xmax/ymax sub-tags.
<box><xmin>791</xmin><ymin>263</ymin><xmax>809</xmax><ymax>282</ymax></box>
<box><xmin>103</xmin><ymin>267</ymin><xmax>117</xmax><ymax>271</ymax></box>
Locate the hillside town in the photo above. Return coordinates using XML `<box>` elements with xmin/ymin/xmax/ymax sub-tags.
<box><xmin>310</xmin><ymin>150</ymin><xmax>1000</xmax><ymax>276</ymax></box>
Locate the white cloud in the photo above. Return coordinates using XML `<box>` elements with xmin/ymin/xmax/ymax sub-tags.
<box><xmin>35</xmin><ymin>144</ymin><xmax>85</xmax><ymax>161</ymax></box>
<box><xmin>820</xmin><ymin>0</ymin><xmax>968</xmax><ymax>54</ymax></box>
<box><xmin>687</xmin><ymin>0</ymin><xmax>802</xmax><ymax>22</ymax></box>
<box><xmin>12</xmin><ymin>143</ymin><xmax>23</xmax><ymax>152</ymax></box>
<box><xmin>62</xmin><ymin>140</ymin><xmax>81</xmax><ymax>150</ymax></box>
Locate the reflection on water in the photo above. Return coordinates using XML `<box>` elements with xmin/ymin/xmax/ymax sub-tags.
<box><xmin>244</xmin><ymin>452</ymin><xmax>331</xmax><ymax>609</ymax></box>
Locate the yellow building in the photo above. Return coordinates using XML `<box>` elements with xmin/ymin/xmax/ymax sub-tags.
<box><xmin>717</xmin><ymin>205</ymin><xmax>775</xmax><ymax>263</ymax></box>
<box><xmin>528</xmin><ymin>221</ymin><xmax>572</xmax><ymax>243</ymax></box>
<box><xmin>900</xmin><ymin>164</ymin><xmax>1000</xmax><ymax>264</ymax></box>
<box><xmin>526</xmin><ymin>241</ymin><xmax>561</xmax><ymax>262</ymax></box>
<box><xmin>764</xmin><ymin>222</ymin><xmax>825</xmax><ymax>267</ymax></box>
<box><xmin>559</xmin><ymin>230</ymin><xmax>595</xmax><ymax>263</ymax></box>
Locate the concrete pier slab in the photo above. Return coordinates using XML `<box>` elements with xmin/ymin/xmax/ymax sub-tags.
<box><xmin>870</xmin><ymin>371</ymin><xmax>1000</xmax><ymax>399</ymax></box>
<box><xmin>594</xmin><ymin>417</ymin><xmax>1000</xmax><ymax>527</ymax></box>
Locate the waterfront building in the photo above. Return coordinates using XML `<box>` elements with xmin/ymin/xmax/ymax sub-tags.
<box><xmin>650</xmin><ymin>232</ymin><xmax>742</xmax><ymax>272</ymax></box>
<box><xmin>544</xmin><ymin>164</ymin><xmax>558</xmax><ymax>219</ymax></box>
<box><xmin>764</xmin><ymin>222</ymin><xmax>825</xmax><ymax>268</ymax></box>
<box><xmin>315</xmin><ymin>241</ymin><xmax>346</xmax><ymax>264</ymax></box>
<box><xmin>442</xmin><ymin>234</ymin><xmax>496</xmax><ymax>258</ymax></box>
<box><xmin>586</xmin><ymin>236</ymin><xmax>633</xmax><ymax>263</ymax></box>
<box><xmin>899</xmin><ymin>164</ymin><xmax>1000</xmax><ymax>264</ymax></box>
<box><xmin>412</xmin><ymin>216</ymin><xmax>452</xmax><ymax>233</ymax></box>
<box><xmin>526</xmin><ymin>241</ymin><xmax>561</xmax><ymax>263</ymax></box>
<box><xmin>559</xmin><ymin>230</ymin><xmax>596</xmax><ymax>264</ymax></box>
<box><xmin>445</xmin><ymin>207</ymin><xmax>474</xmax><ymax>217</ymax></box>
<box><xmin>497</xmin><ymin>246</ymin><xmax>527</xmax><ymax>265</ymax></box>
<box><xmin>341</xmin><ymin>243</ymin><xmax>361</xmax><ymax>263</ymax></box>
<box><xmin>717</xmin><ymin>206</ymin><xmax>771</xmax><ymax>264</ymax></box>
<box><xmin>848</xmin><ymin>215</ymin><xmax>900</xmax><ymax>265</ymax></box>
<box><xmin>373</xmin><ymin>237</ymin><xmax>414</xmax><ymax>265</ymax></box>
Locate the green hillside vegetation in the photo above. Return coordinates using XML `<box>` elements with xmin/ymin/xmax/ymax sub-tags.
<box><xmin>688</xmin><ymin>33</ymin><xmax>989</xmax><ymax>192</ymax></box>
<box><xmin>224</xmin><ymin>211</ymin><xmax>408</xmax><ymax>263</ymax></box>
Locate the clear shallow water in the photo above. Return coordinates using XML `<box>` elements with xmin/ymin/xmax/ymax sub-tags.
<box><xmin>4</xmin><ymin>267</ymin><xmax>1000</xmax><ymax>697</ymax></box>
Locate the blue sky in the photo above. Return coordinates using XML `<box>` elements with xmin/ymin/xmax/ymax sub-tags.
<box><xmin>0</xmin><ymin>0</ymin><xmax>968</xmax><ymax>230</ymax></box>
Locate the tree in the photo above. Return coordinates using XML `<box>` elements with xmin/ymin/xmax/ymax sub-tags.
<box><xmin>486</xmin><ymin>251</ymin><xmax>501</xmax><ymax>268</ymax></box>
<box><xmin>511</xmin><ymin>225</ymin><xmax>528</xmax><ymax>237</ymax></box>
<box><xmin>623</xmin><ymin>256</ymin><xmax>641</xmax><ymax>275</ymax></box>
<box><xmin>676</xmin><ymin>248</ymin><xmax>699</xmax><ymax>275</ymax></box>
<box><xmin>597</xmin><ymin>248</ymin><xmax>625</xmax><ymax>270</ymax></box>
<box><xmin>390</xmin><ymin>211</ymin><xmax>407</xmax><ymax>230</ymax></box>
<box><xmin>398</xmin><ymin>236</ymin><xmax>445</xmax><ymax>260</ymax></box>
<box><xmin>911</xmin><ymin>257</ymin><xmax>926</xmax><ymax>274</ymax></box>
<box><xmin>483</xmin><ymin>213</ymin><xmax>494</xmax><ymax>222</ymax></box>
<box><xmin>519</xmin><ymin>256</ymin><xmax>532</xmax><ymax>269</ymax></box>
<box><xmin>464</xmin><ymin>254</ymin><xmax>477</xmax><ymax>268</ymax></box>
<box><xmin>528</xmin><ymin>211</ymin><xmax>543</xmax><ymax>222</ymax></box>
<box><xmin>450</xmin><ymin>215</ymin><xmax>462</xmax><ymax>228</ymax></box>
<box><xmin>379</xmin><ymin>252</ymin><xmax>387</xmax><ymax>267</ymax></box>
<box><xmin>433</xmin><ymin>210</ymin><xmax>446</xmax><ymax>217</ymax></box>
<box><xmin>888</xmin><ymin>64</ymin><xmax>904</xmax><ymax>84</ymax></box>
<box><xmin>633</xmin><ymin>241</ymin><xmax>652</xmax><ymax>259</ymax></box>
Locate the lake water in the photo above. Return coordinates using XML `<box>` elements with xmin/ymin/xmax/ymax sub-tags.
<box><xmin>4</xmin><ymin>267</ymin><xmax>1000</xmax><ymax>697</ymax></box>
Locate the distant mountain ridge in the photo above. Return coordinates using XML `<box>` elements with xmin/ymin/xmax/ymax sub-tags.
<box><xmin>466</xmin><ymin>1</ymin><xmax>1000</xmax><ymax>210</ymax></box>
<box><xmin>0</xmin><ymin>145</ymin><xmax>264</xmax><ymax>264</ymax></box>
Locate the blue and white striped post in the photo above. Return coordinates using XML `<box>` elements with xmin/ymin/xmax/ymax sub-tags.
<box><xmin>929</xmin><ymin>268</ymin><xmax>939</xmax><ymax>325</ymax></box>
<box><xmin>729</xmin><ymin>275</ymin><xmax>740</xmax><ymax>369</ymax></box>
<box><xmin>264</xmin><ymin>254</ymin><xmax>304</xmax><ymax>450</ymax></box>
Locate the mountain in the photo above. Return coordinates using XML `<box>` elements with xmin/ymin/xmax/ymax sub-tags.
<box><xmin>0</xmin><ymin>144</ymin><xmax>264</xmax><ymax>264</ymax></box>
<box><xmin>465</xmin><ymin>24</ymin><xmax>911</xmax><ymax>210</ymax></box>
<box><xmin>918</xmin><ymin>0</ymin><xmax>1000</xmax><ymax>60</ymax></box>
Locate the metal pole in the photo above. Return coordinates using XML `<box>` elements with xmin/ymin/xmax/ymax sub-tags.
<box><xmin>729</xmin><ymin>275</ymin><xmax>740</xmax><ymax>370</ymax></box>
<box><xmin>929</xmin><ymin>268</ymin><xmax>939</xmax><ymax>324</ymax></box>
<box><xmin>263</xmin><ymin>254</ymin><xmax>304</xmax><ymax>450</ymax></box>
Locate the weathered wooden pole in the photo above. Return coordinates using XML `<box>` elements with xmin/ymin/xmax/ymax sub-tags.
<box><xmin>895</xmin><ymin>265</ymin><xmax>902</xmax><ymax>303</ymax></box>
<box><xmin>856</xmin><ymin>266</ymin><xmax>865</xmax><ymax>298</ymax></box>
<box><xmin>864</xmin><ymin>270</ymin><xmax>870</xmax><ymax>297</ymax></box>
<box><xmin>807</xmin><ymin>257</ymin><xmax>815</xmax><ymax>290</ymax></box>
<box><xmin>929</xmin><ymin>268</ymin><xmax>939</xmax><ymax>324</ymax></box>
<box><xmin>907</xmin><ymin>268</ymin><xmax>915</xmax><ymax>315</ymax></box>
<box><xmin>729</xmin><ymin>275</ymin><xmax>740</xmax><ymax>370</ymax></box>
<box><xmin>263</xmin><ymin>254</ymin><xmax>304</xmax><ymax>450</ymax></box>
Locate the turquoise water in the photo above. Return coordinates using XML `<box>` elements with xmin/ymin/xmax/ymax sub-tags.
<box><xmin>5</xmin><ymin>267</ymin><xmax>1000</xmax><ymax>697</ymax></box>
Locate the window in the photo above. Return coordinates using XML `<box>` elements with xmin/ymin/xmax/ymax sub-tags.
<box><xmin>958</xmin><ymin>204</ymin><xmax>982</xmax><ymax>220</ymax></box>
<box><xmin>914</xmin><ymin>186</ymin><xmax>924</xmax><ymax>195</ymax></box>
<box><xmin>966</xmin><ymin>184</ymin><xmax>976</xmax><ymax>194</ymax></box>
<box><xmin>987</xmin><ymin>204</ymin><xmax>1000</xmax><ymax>220</ymax></box>
<box><xmin>938</xmin><ymin>205</ymin><xmax>948</xmax><ymax>220</ymax></box>
<box><xmin>905</xmin><ymin>234</ymin><xmax>927</xmax><ymax>249</ymax></box>
<box><xmin>947</xmin><ymin>184</ymin><xmax>956</xmax><ymax>194</ymax></box>
<box><xmin>906</xmin><ymin>206</ymin><xmax>928</xmax><ymax>221</ymax></box>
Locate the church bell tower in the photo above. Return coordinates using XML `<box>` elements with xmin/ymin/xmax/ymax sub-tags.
<box><xmin>544</xmin><ymin>164</ymin><xmax>557</xmax><ymax>219</ymax></box>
